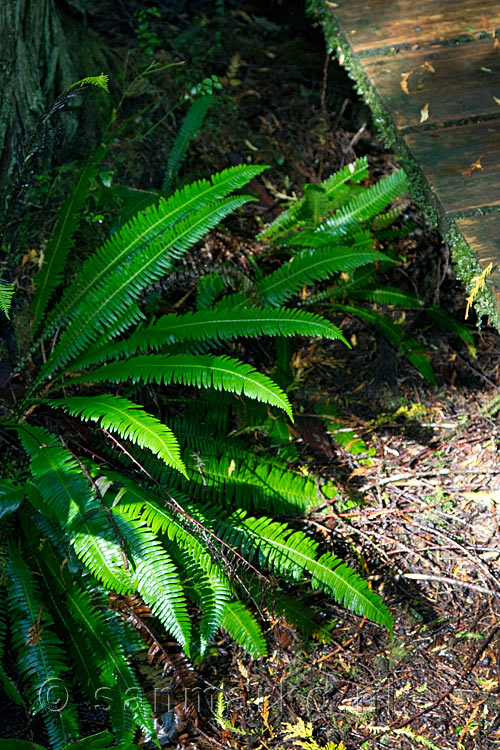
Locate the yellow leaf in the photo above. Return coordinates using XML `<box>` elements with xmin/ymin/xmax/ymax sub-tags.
<box><xmin>228</xmin><ymin>459</ymin><xmax>236</xmax><ymax>477</ymax></box>
<box><xmin>420</xmin><ymin>103</ymin><xmax>429</xmax><ymax>122</ymax></box>
<box><xmin>400</xmin><ymin>71</ymin><xmax>412</xmax><ymax>94</ymax></box>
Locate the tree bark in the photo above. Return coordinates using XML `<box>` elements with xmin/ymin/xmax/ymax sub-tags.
<box><xmin>0</xmin><ymin>0</ymin><xmax>109</xmax><ymax>212</ymax></box>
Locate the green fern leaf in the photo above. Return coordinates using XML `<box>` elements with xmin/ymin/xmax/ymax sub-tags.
<box><xmin>0</xmin><ymin>479</ymin><xmax>24</xmax><ymax>519</ymax></box>
<box><xmin>0</xmin><ymin>279</ymin><xmax>14</xmax><ymax>319</ymax></box>
<box><xmin>67</xmin><ymin>354</ymin><xmax>293</xmax><ymax>419</ymax></box>
<box><xmin>293</xmin><ymin>170</ymin><xmax>408</xmax><ymax>245</ymax></box>
<box><xmin>217</xmin><ymin>512</ymin><xmax>393</xmax><ymax>632</ymax></box>
<box><xmin>46</xmin><ymin>394</ymin><xmax>187</xmax><ymax>476</ymax></box>
<box><xmin>38</xmin><ymin>195</ymin><xmax>255</xmax><ymax>382</ymax></box>
<box><xmin>111</xmin><ymin>507</ymin><xmax>192</xmax><ymax>652</ymax></box>
<box><xmin>70</xmin><ymin>305</ymin><xmax>347</xmax><ymax>368</ymax></box>
<box><xmin>257</xmin><ymin>240</ymin><xmax>390</xmax><ymax>306</ymax></box>
<box><xmin>30</xmin><ymin>144</ymin><xmax>106</xmax><ymax>334</ymax></box>
<box><xmin>163</xmin><ymin>95</ymin><xmax>213</xmax><ymax>193</ymax></box>
<box><xmin>259</xmin><ymin>158</ymin><xmax>369</xmax><ymax>240</ymax></box>
<box><xmin>39</xmin><ymin>165</ymin><xmax>267</xmax><ymax>344</ymax></box>
<box><xmin>0</xmin><ymin>598</ymin><xmax>24</xmax><ymax>705</ymax></box>
<box><xmin>66</xmin><ymin>74</ymin><xmax>109</xmax><ymax>93</ymax></box>
<box><xmin>221</xmin><ymin>600</ymin><xmax>267</xmax><ymax>657</ymax></box>
<box><xmin>8</xmin><ymin>424</ymin><xmax>92</xmax><ymax>524</ymax></box>
<box><xmin>7</xmin><ymin>547</ymin><xmax>79</xmax><ymax>749</ymax></box>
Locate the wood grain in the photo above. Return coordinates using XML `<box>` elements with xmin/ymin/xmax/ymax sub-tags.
<box><xmin>362</xmin><ymin>39</ymin><xmax>500</xmax><ymax>130</ymax></box>
<box><xmin>456</xmin><ymin>214</ymin><xmax>500</xmax><ymax>302</ymax></box>
<box><xmin>331</xmin><ymin>0</ymin><xmax>500</xmax><ymax>52</ymax></box>
<box><xmin>405</xmin><ymin>121</ymin><xmax>500</xmax><ymax>212</ymax></box>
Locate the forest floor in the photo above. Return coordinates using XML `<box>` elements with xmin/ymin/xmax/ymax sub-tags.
<box><xmin>5</xmin><ymin>1</ymin><xmax>500</xmax><ymax>748</ymax></box>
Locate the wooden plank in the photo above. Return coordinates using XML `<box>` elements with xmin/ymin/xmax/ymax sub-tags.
<box><xmin>405</xmin><ymin>120</ymin><xmax>500</xmax><ymax>213</ymax></box>
<box><xmin>456</xmin><ymin>214</ymin><xmax>500</xmax><ymax>302</ymax></box>
<box><xmin>332</xmin><ymin>0</ymin><xmax>500</xmax><ymax>52</ymax></box>
<box><xmin>362</xmin><ymin>39</ymin><xmax>500</xmax><ymax>130</ymax></box>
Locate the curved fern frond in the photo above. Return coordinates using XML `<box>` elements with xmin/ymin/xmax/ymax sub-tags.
<box><xmin>7</xmin><ymin>546</ymin><xmax>79</xmax><ymax>749</ymax></box>
<box><xmin>196</xmin><ymin>272</ymin><xmax>227</xmax><ymax>310</ymax></box>
<box><xmin>38</xmin><ymin>195</ymin><xmax>255</xmax><ymax>383</ymax></box>
<box><xmin>258</xmin><ymin>158</ymin><xmax>369</xmax><ymax>240</ymax></box>
<box><xmin>7</xmin><ymin>424</ymin><xmax>92</xmax><ymax>524</ymax></box>
<box><xmin>111</xmin><ymin>507</ymin><xmax>192</xmax><ymax>652</ymax></box>
<box><xmin>331</xmin><ymin>303</ymin><xmax>436</xmax><ymax>383</ymax></box>
<box><xmin>0</xmin><ymin>597</ymin><xmax>24</xmax><ymax>705</ymax></box>
<box><xmin>0</xmin><ymin>479</ymin><xmax>24</xmax><ymax>519</ymax></box>
<box><xmin>66</xmin><ymin>355</ymin><xmax>293</xmax><ymax>419</ymax></box>
<box><xmin>163</xmin><ymin>95</ymin><xmax>213</xmax><ymax>193</ymax></box>
<box><xmin>215</xmin><ymin>512</ymin><xmax>393</xmax><ymax>632</ymax></box>
<box><xmin>257</xmin><ymin>241</ymin><xmax>390</xmax><ymax>306</ymax></box>
<box><xmin>30</xmin><ymin>144</ymin><xmax>106</xmax><ymax>334</ymax></box>
<box><xmin>0</xmin><ymin>279</ymin><xmax>14</xmax><ymax>319</ymax></box>
<box><xmin>66</xmin><ymin>506</ymin><xmax>134</xmax><ymax>594</ymax></box>
<box><xmin>39</xmin><ymin>165</ymin><xmax>267</xmax><ymax>343</ymax></box>
<box><xmin>70</xmin><ymin>306</ymin><xmax>347</xmax><ymax>368</ymax></box>
<box><xmin>292</xmin><ymin>170</ymin><xmax>408</xmax><ymax>246</ymax></box>
<box><xmin>46</xmin><ymin>395</ymin><xmax>187</xmax><ymax>476</ymax></box>
<box><xmin>220</xmin><ymin>600</ymin><xmax>267</xmax><ymax>657</ymax></box>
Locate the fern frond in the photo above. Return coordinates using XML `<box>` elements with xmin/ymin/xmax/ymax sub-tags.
<box><xmin>66</xmin><ymin>74</ymin><xmax>109</xmax><ymax>93</ymax></box>
<box><xmin>351</xmin><ymin>287</ymin><xmax>424</xmax><ymax>307</ymax></box>
<box><xmin>39</xmin><ymin>165</ymin><xmax>267</xmax><ymax>343</ymax></box>
<box><xmin>257</xmin><ymin>241</ymin><xmax>390</xmax><ymax>306</ymax></box>
<box><xmin>259</xmin><ymin>158</ymin><xmax>369</xmax><ymax>240</ymax></box>
<box><xmin>8</xmin><ymin>424</ymin><xmax>92</xmax><ymax>524</ymax></box>
<box><xmin>0</xmin><ymin>597</ymin><xmax>24</xmax><ymax>705</ymax></box>
<box><xmin>70</xmin><ymin>306</ymin><xmax>347</xmax><ymax>368</ymax></box>
<box><xmin>39</xmin><ymin>195</ymin><xmax>256</xmax><ymax>382</ymax></box>
<box><xmin>163</xmin><ymin>95</ymin><xmax>213</xmax><ymax>193</ymax></box>
<box><xmin>220</xmin><ymin>600</ymin><xmax>267</xmax><ymax>657</ymax></box>
<box><xmin>7</xmin><ymin>547</ymin><xmax>79</xmax><ymax>749</ymax></box>
<box><xmin>216</xmin><ymin>512</ymin><xmax>393</xmax><ymax>631</ymax></box>
<box><xmin>30</xmin><ymin>144</ymin><xmax>106</xmax><ymax>334</ymax></box>
<box><xmin>295</xmin><ymin>170</ymin><xmax>408</xmax><ymax>246</ymax></box>
<box><xmin>46</xmin><ymin>394</ymin><xmax>187</xmax><ymax>476</ymax></box>
<box><xmin>0</xmin><ymin>279</ymin><xmax>14</xmax><ymax>319</ymax></box>
<box><xmin>111</xmin><ymin>507</ymin><xmax>192</xmax><ymax>652</ymax></box>
<box><xmin>169</xmin><ymin>543</ymin><xmax>232</xmax><ymax>653</ymax></box>
<box><xmin>0</xmin><ymin>479</ymin><xmax>24</xmax><ymax>519</ymax></box>
<box><xmin>196</xmin><ymin>272</ymin><xmax>226</xmax><ymax>310</ymax></box>
<box><xmin>331</xmin><ymin>303</ymin><xmax>436</xmax><ymax>383</ymax></box>
<box><xmin>66</xmin><ymin>354</ymin><xmax>293</xmax><ymax>419</ymax></box>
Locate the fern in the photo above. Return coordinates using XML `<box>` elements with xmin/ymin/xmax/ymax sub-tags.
<box><xmin>0</xmin><ymin>279</ymin><xmax>14</xmax><ymax>319</ymax></box>
<box><xmin>7</xmin><ymin>546</ymin><xmax>79</xmax><ymax>749</ymax></box>
<box><xmin>65</xmin><ymin>354</ymin><xmax>294</xmax><ymax>419</ymax></box>
<box><xmin>221</xmin><ymin>600</ymin><xmax>268</xmax><ymax>657</ymax></box>
<box><xmin>258</xmin><ymin>240</ymin><xmax>390</xmax><ymax>306</ymax></box>
<box><xmin>214</xmin><ymin>511</ymin><xmax>392</xmax><ymax>632</ymax></box>
<box><xmin>69</xmin><ymin>305</ymin><xmax>346</xmax><ymax>368</ymax></box>
<box><xmin>46</xmin><ymin>394</ymin><xmax>187</xmax><ymax>475</ymax></box>
<box><xmin>163</xmin><ymin>95</ymin><xmax>213</xmax><ymax>193</ymax></box>
<box><xmin>259</xmin><ymin>158</ymin><xmax>369</xmax><ymax>240</ymax></box>
<box><xmin>38</xmin><ymin>164</ymin><xmax>267</xmax><ymax>344</ymax></box>
<box><xmin>30</xmin><ymin>144</ymin><xmax>106</xmax><ymax>334</ymax></box>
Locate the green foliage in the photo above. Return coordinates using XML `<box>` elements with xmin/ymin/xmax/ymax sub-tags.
<box><xmin>0</xmin><ymin>279</ymin><xmax>14</xmax><ymax>319</ymax></box>
<box><xmin>1</xmin><ymin>135</ymin><xmax>394</xmax><ymax>749</ymax></box>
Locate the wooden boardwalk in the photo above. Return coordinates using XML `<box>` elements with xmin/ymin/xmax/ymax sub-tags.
<box><xmin>309</xmin><ymin>0</ymin><xmax>500</xmax><ymax>326</ymax></box>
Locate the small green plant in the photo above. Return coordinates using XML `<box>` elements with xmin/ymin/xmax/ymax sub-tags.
<box><xmin>134</xmin><ymin>6</ymin><xmax>162</xmax><ymax>55</ymax></box>
<box><xmin>254</xmin><ymin>158</ymin><xmax>475</xmax><ymax>384</ymax></box>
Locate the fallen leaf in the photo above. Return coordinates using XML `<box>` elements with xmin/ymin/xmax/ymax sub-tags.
<box><xmin>494</xmin><ymin>96</ymin><xmax>500</xmax><ymax>106</ymax></box>
<box><xmin>420</xmin><ymin>103</ymin><xmax>429</xmax><ymax>122</ymax></box>
<box><xmin>400</xmin><ymin>71</ymin><xmax>412</xmax><ymax>94</ymax></box>
<box><xmin>495</xmin><ymin>37</ymin><xmax>500</xmax><ymax>49</ymax></box>
<box><xmin>482</xmin><ymin>14</ymin><xmax>490</xmax><ymax>32</ymax></box>
<box><xmin>228</xmin><ymin>459</ymin><xmax>236</xmax><ymax>476</ymax></box>
<box><xmin>462</xmin><ymin>155</ymin><xmax>483</xmax><ymax>176</ymax></box>
<box><xmin>423</xmin><ymin>60</ymin><xmax>436</xmax><ymax>73</ymax></box>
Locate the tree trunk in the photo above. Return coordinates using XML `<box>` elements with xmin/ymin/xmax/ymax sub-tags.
<box><xmin>0</xmin><ymin>0</ymin><xmax>109</xmax><ymax>213</ymax></box>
